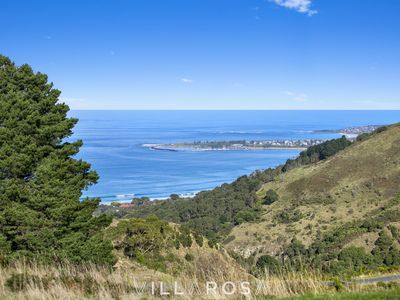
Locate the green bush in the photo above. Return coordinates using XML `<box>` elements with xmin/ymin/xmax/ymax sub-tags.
<box><xmin>356</xmin><ymin>132</ymin><xmax>370</xmax><ymax>142</ymax></box>
<box><xmin>336</xmin><ymin>246</ymin><xmax>376</xmax><ymax>274</ymax></box>
<box><xmin>389</xmin><ymin>225</ymin><xmax>400</xmax><ymax>241</ymax></box>
<box><xmin>104</xmin><ymin>217</ymin><xmax>206</xmax><ymax>272</ymax></box>
<box><xmin>193</xmin><ymin>232</ymin><xmax>204</xmax><ymax>247</ymax></box>
<box><xmin>208</xmin><ymin>239</ymin><xmax>218</xmax><ymax>249</ymax></box>
<box><xmin>283</xmin><ymin>136</ymin><xmax>352</xmax><ymax>171</ymax></box>
<box><xmin>263</xmin><ymin>189</ymin><xmax>279</xmax><ymax>205</ymax></box>
<box><xmin>177</xmin><ymin>226</ymin><xmax>193</xmax><ymax>248</ymax></box>
<box><xmin>275</xmin><ymin>209</ymin><xmax>303</xmax><ymax>224</ymax></box>
<box><xmin>284</xmin><ymin>238</ymin><xmax>306</xmax><ymax>259</ymax></box>
<box><xmin>184</xmin><ymin>253</ymin><xmax>194</xmax><ymax>262</ymax></box>
<box><xmin>235</xmin><ymin>209</ymin><xmax>260</xmax><ymax>224</ymax></box>
<box><xmin>255</xmin><ymin>255</ymin><xmax>281</xmax><ymax>274</ymax></box>
<box><xmin>170</xmin><ymin>194</ymin><xmax>180</xmax><ymax>200</ymax></box>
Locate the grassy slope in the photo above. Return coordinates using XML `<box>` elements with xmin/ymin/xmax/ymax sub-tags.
<box><xmin>273</xmin><ymin>288</ymin><xmax>400</xmax><ymax>300</ymax></box>
<box><xmin>226</xmin><ymin>124</ymin><xmax>400</xmax><ymax>257</ymax></box>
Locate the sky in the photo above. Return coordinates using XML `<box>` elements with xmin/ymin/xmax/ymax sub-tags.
<box><xmin>1</xmin><ymin>0</ymin><xmax>400</xmax><ymax>110</ymax></box>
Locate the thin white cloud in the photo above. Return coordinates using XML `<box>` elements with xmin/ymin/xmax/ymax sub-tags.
<box><xmin>250</xmin><ymin>6</ymin><xmax>261</xmax><ymax>20</ymax></box>
<box><xmin>284</xmin><ymin>91</ymin><xmax>308</xmax><ymax>102</ymax></box>
<box><xmin>181</xmin><ymin>78</ymin><xmax>193</xmax><ymax>84</ymax></box>
<box><xmin>285</xmin><ymin>91</ymin><xmax>295</xmax><ymax>96</ymax></box>
<box><xmin>271</xmin><ymin>0</ymin><xmax>317</xmax><ymax>16</ymax></box>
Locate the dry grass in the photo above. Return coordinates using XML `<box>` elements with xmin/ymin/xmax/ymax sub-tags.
<box><xmin>0</xmin><ymin>260</ymin><xmax>333</xmax><ymax>299</ymax></box>
<box><xmin>226</xmin><ymin>125</ymin><xmax>400</xmax><ymax>257</ymax></box>
<box><xmin>254</xmin><ymin>269</ymin><xmax>326</xmax><ymax>298</ymax></box>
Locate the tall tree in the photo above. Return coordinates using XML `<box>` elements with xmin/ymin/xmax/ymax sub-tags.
<box><xmin>0</xmin><ymin>55</ymin><xmax>114</xmax><ymax>265</ymax></box>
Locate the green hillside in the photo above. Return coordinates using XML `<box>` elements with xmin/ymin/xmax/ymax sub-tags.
<box><xmin>226</xmin><ymin>124</ymin><xmax>400</xmax><ymax>274</ymax></box>
<box><xmin>100</xmin><ymin>136</ymin><xmax>354</xmax><ymax>244</ymax></box>
<box><xmin>102</xmin><ymin>123</ymin><xmax>400</xmax><ymax>276</ymax></box>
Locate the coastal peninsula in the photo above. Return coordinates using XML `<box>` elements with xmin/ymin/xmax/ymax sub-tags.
<box><xmin>143</xmin><ymin>125</ymin><xmax>383</xmax><ymax>152</ymax></box>
<box><xmin>143</xmin><ymin>139</ymin><xmax>324</xmax><ymax>151</ymax></box>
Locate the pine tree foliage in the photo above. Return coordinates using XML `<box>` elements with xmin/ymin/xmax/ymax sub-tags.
<box><xmin>0</xmin><ymin>55</ymin><xmax>114</xmax><ymax>265</ymax></box>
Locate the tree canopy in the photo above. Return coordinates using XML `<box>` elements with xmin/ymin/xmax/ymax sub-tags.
<box><xmin>0</xmin><ymin>55</ymin><xmax>114</xmax><ymax>265</ymax></box>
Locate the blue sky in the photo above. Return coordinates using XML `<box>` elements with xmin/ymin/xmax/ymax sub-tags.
<box><xmin>1</xmin><ymin>0</ymin><xmax>400</xmax><ymax>109</ymax></box>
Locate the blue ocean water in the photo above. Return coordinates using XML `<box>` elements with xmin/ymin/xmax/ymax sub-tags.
<box><xmin>68</xmin><ymin>110</ymin><xmax>399</xmax><ymax>203</ymax></box>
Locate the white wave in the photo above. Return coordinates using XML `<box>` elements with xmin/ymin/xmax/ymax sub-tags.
<box><xmin>148</xmin><ymin>191</ymin><xmax>200</xmax><ymax>201</ymax></box>
<box><xmin>116</xmin><ymin>193</ymin><xmax>135</xmax><ymax>199</ymax></box>
<box><xmin>179</xmin><ymin>191</ymin><xmax>200</xmax><ymax>198</ymax></box>
<box><xmin>294</xmin><ymin>130</ymin><xmax>313</xmax><ymax>133</ymax></box>
<box><xmin>215</xmin><ymin>130</ymin><xmax>266</xmax><ymax>134</ymax></box>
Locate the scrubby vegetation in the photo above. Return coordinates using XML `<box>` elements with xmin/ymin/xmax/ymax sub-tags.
<box><xmin>100</xmin><ymin>134</ymin><xmax>356</xmax><ymax>244</ymax></box>
<box><xmin>255</xmin><ymin>255</ymin><xmax>281</xmax><ymax>275</ymax></box>
<box><xmin>99</xmin><ymin>172</ymin><xmax>271</xmax><ymax>241</ymax></box>
<box><xmin>263</xmin><ymin>189</ymin><xmax>279</xmax><ymax>205</ymax></box>
<box><xmin>246</xmin><ymin>195</ymin><xmax>400</xmax><ymax>277</ymax></box>
<box><xmin>282</xmin><ymin>135</ymin><xmax>352</xmax><ymax>172</ymax></box>
<box><xmin>225</xmin><ymin>122</ymin><xmax>400</xmax><ymax>278</ymax></box>
<box><xmin>104</xmin><ymin>215</ymin><xmax>208</xmax><ymax>274</ymax></box>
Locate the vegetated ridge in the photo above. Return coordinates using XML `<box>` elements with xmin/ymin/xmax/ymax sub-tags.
<box><xmin>103</xmin><ymin>125</ymin><xmax>400</xmax><ymax>275</ymax></box>
<box><xmin>226</xmin><ymin>124</ymin><xmax>400</xmax><ymax>275</ymax></box>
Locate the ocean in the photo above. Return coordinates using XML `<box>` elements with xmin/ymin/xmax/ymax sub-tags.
<box><xmin>68</xmin><ymin>110</ymin><xmax>399</xmax><ymax>203</ymax></box>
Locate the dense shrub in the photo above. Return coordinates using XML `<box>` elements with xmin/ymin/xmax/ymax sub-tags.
<box><xmin>184</xmin><ymin>253</ymin><xmax>194</xmax><ymax>262</ymax></box>
<box><xmin>284</xmin><ymin>238</ymin><xmax>306</xmax><ymax>259</ymax></box>
<box><xmin>281</xmin><ymin>203</ymin><xmax>400</xmax><ymax>276</ymax></box>
<box><xmin>389</xmin><ymin>225</ymin><xmax>400</xmax><ymax>242</ymax></box>
<box><xmin>193</xmin><ymin>232</ymin><xmax>204</xmax><ymax>247</ymax></box>
<box><xmin>335</xmin><ymin>246</ymin><xmax>376</xmax><ymax>274</ymax></box>
<box><xmin>263</xmin><ymin>189</ymin><xmax>279</xmax><ymax>205</ymax></box>
<box><xmin>356</xmin><ymin>133</ymin><xmax>370</xmax><ymax>142</ymax></box>
<box><xmin>356</xmin><ymin>125</ymin><xmax>390</xmax><ymax>142</ymax></box>
<box><xmin>177</xmin><ymin>226</ymin><xmax>193</xmax><ymax>248</ymax></box>
<box><xmin>275</xmin><ymin>209</ymin><xmax>303</xmax><ymax>224</ymax></box>
<box><xmin>283</xmin><ymin>136</ymin><xmax>352</xmax><ymax>172</ymax></box>
<box><xmin>117</xmin><ymin>172</ymin><xmax>272</xmax><ymax>242</ymax></box>
<box><xmin>106</xmin><ymin>216</ymin><xmax>174</xmax><ymax>259</ymax></box>
<box><xmin>255</xmin><ymin>255</ymin><xmax>281</xmax><ymax>274</ymax></box>
<box><xmin>235</xmin><ymin>209</ymin><xmax>260</xmax><ymax>224</ymax></box>
<box><xmin>105</xmin><ymin>216</ymin><xmax>202</xmax><ymax>272</ymax></box>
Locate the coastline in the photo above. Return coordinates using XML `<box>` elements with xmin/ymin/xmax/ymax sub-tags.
<box><xmin>98</xmin><ymin>190</ymin><xmax>200</xmax><ymax>205</ymax></box>
<box><xmin>81</xmin><ymin>120</ymin><xmax>387</xmax><ymax>204</ymax></box>
<box><xmin>143</xmin><ymin>144</ymin><xmax>308</xmax><ymax>152</ymax></box>
<box><xmin>142</xmin><ymin>125</ymin><xmax>382</xmax><ymax>153</ymax></box>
